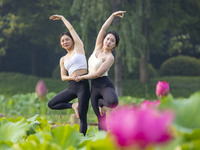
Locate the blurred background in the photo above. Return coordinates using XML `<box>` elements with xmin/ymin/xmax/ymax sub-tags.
<box><xmin>0</xmin><ymin>0</ymin><xmax>200</xmax><ymax>98</ymax></box>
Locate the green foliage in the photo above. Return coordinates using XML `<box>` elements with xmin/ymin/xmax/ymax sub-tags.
<box><xmin>0</xmin><ymin>116</ymin><xmax>115</xmax><ymax>150</ymax></box>
<box><xmin>159</xmin><ymin>55</ymin><xmax>200</xmax><ymax>76</ymax></box>
<box><xmin>159</xmin><ymin>91</ymin><xmax>200</xmax><ymax>150</ymax></box>
<box><xmin>0</xmin><ymin>72</ymin><xmax>67</xmax><ymax>95</ymax></box>
<box><xmin>160</xmin><ymin>91</ymin><xmax>200</xmax><ymax>130</ymax></box>
<box><xmin>0</xmin><ymin>117</ymin><xmax>28</xmax><ymax>143</ymax></box>
<box><xmin>1</xmin><ymin>0</ymin><xmax>200</xmax><ymax>79</ymax></box>
<box><xmin>123</xmin><ymin>76</ymin><xmax>200</xmax><ymax>99</ymax></box>
<box><xmin>123</xmin><ymin>62</ymin><xmax>157</xmax><ymax>80</ymax></box>
<box><xmin>1</xmin><ymin>91</ymin><xmax>200</xmax><ymax>149</ymax></box>
<box><xmin>51</xmin><ymin>125</ymin><xmax>81</xmax><ymax>149</ymax></box>
<box><xmin>168</xmin><ymin>34</ymin><xmax>193</xmax><ymax>56</ymax></box>
<box><xmin>0</xmin><ymin>115</ymin><xmax>50</xmax><ymax>144</ymax></box>
<box><xmin>1</xmin><ymin>72</ymin><xmax>200</xmax><ymax>100</ymax></box>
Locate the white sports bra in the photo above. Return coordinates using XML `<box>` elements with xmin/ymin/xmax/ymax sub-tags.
<box><xmin>88</xmin><ymin>52</ymin><xmax>108</xmax><ymax>77</ymax></box>
<box><xmin>64</xmin><ymin>53</ymin><xmax>87</xmax><ymax>75</ymax></box>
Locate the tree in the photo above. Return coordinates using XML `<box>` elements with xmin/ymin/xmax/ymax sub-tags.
<box><xmin>149</xmin><ymin>0</ymin><xmax>200</xmax><ymax>69</ymax></box>
<box><xmin>0</xmin><ymin>0</ymin><xmax>61</xmax><ymax>75</ymax></box>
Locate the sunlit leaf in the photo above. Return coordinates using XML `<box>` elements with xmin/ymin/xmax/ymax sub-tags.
<box><xmin>51</xmin><ymin>125</ymin><xmax>81</xmax><ymax>149</ymax></box>
<box><xmin>86</xmin><ymin>137</ymin><xmax>115</xmax><ymax>150</ymax></box>
<box><xmin>0</xmin><ymin>118</ymin><xmax>28</xmax><ymax>142</ymax></box>
<box><xmin>159</xmin><ymin>91</ymin><xmax>200</xmax><ymax>130</ymax></box>
<box><xmin>13</xmin><ymin>133</ymin><xmax>61</xmax><ymax>150</ymax></box>
<box><xmin>0</xmin><ymin>141</ymin><xmax>13</xmax><ymax>150</ymax></box>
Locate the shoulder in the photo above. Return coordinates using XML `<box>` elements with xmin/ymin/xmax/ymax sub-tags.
<box><xmin>107</xmin><ymin>53</ymin><xmax>114</xmax><ymax>61</ymax></box>
<box><xmin>60</xmin><ymin>56</ymin><xmax>65</xmax><ymax>63</ymax></box>
<box><xmin>103</xmin><ymin>53</ymin><xmax>114</xmax><ymax>63</ymax></box>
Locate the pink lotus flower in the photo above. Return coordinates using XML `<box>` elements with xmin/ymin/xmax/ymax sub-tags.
<box><xmin>35</xmin><ymin>80</ymin><xmax>48</xmax><ymax>99</ymax></box>
<box><xmin>141</xmin><ymin>100</ymin><xmax>161</xmax><ymax>109</ymax></box>
<box><xmin>156</xmin><ymin>81</ymin><xmax>170</xmax><ymax>98</ymax></box>
<box><xmin>105</xmin><ymin>106</ymin><xmax>174</xmax><ymax>148</ymax></box>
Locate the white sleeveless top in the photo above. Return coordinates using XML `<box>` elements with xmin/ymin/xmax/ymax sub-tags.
<box><xmin>88</xmin><ymin>52</ymin><xmax>108</xmax><ymax>77</ymax></box>
<box><xmin>64</xmin><ymin>53</ymin><xmax>87</xmax><ymax>75</ymax></box>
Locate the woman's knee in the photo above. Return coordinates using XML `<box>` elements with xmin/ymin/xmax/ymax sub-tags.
<box><xmin>107</xmin><ymin>98</ymin><xmax>118</xmax><ymax>108</ymax></box>
<box><xmin>48</xmin><ymin>100</ymin><xmax>54</xmax><ymax>109</ymax></box>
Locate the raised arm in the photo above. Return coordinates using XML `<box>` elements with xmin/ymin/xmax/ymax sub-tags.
<box><xmin>49</xmin><ymin>15</ymin><xmax>84</xmax><ymax>52</ymax></box>
<box><xmin>94</xmin><ymin>11</ymin><xmax>126</xmax><ymax>51</ymax></box>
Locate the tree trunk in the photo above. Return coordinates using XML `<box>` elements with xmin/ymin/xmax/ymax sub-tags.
<box><xmin>114</xmin><ymin>54</ymin><xmax>122</xmax><ymax>96</ymax></box>
<box><xmin>0</xmin><ymin>57</ymin><xmax>2</xmax><ymax>71</ymax></box>
<box><xmin>139</xmin><ymin>53</ymin><xmax>148</xmax><ymax>83</ymax></box>
<box><xmin>140</xmin><ymin>0</ymin><xmax>150</xmax><ymax>83</ymax></box>
<box><xmin>111</xmin><ymin>0</ymin><xmax>123</xmax><ymax>96</ymax></box>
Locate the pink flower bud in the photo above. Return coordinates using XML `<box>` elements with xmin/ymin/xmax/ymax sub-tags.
<box><xmin>156</xmin><ymin>81</ymin><xmax>170</xmax><ymax>98</ymax></box>
<box><xmin>35</xmin><ymin>80</ymin><xmax>48</xmax><ymax>98</ymax></box>
<box><xmin>104</xmin><ymin>106</ymin><xmax>174</xmax><ymax>148</ymax></box>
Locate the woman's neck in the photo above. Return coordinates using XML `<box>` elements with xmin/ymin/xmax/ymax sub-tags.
<box><xmin>66</xmin><ymin>47</ymin><xmax>74</xmax><ymax>54</ymax></box>
<box><xmin>101</xmin><ymin>48</ymin><xmax>111</xmax><ymax>54</ymax></box>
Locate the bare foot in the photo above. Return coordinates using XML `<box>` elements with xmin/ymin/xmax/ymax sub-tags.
<box><xmin>72</xmin><ymin>103</ymin><xmax>79</xmax><ymax>119</ymax></box>
<box><xmin>99</xmin><ymin>106</ymin><xmax>106</xmax><ymax>116</ymax></box>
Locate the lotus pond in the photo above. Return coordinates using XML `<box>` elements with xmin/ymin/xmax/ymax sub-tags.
<box><xmin>1</xmin><ymin>91</ymin><xmax>200</xmax><ymax>150</ymax></box>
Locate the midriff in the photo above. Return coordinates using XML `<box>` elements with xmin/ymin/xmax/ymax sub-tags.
<box><xmin>69</xmin><ymin>69</ymin><xmax>87</xmax><ymax>77</ymax></box>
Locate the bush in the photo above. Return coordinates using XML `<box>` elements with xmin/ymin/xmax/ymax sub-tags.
<box><xmin>123</xmin><ymin>76</ymin><xmax>200</xmax><ymax>99</ymax></box>
<box><xmin>123</xmin><ymin>63</ymin><xmax>157</xmax><ymax>79</ymax></box>
<box><xmin>159</xmin><ymin>55</ymin><xmax>200</xmax><ymax>76</ymax></box>
<box><xmin>1</xmin><ymin>72</ymin><xmax>200</xmax><ymax>99</ymax></box>
<box><xmin>0</xmin><ymin>72</ymin><xmax>67</xmax><ymax>95</ymax></box>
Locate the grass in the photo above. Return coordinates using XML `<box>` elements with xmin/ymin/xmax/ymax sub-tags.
<box><xmin>0</xmin><ymin>72</ymin><xmax>67</xmax><ymax>95</ymax></box>
<box><xmin>123</xmin><ymin>76</ymin><xmax>200</xmax><ymax>99</ymax></box>
<box><xmin>0</xmin><ymin>72</ymin><xmax>200</xmax><ymax>99</ymax></box>
<box><xmin>0</xmin><ymin>72</ymin><xmax>200</xmax><ymax>126</ymax></box>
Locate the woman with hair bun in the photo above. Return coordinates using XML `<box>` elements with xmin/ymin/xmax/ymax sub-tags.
<box><xmin>48</xmin><ymin>15</ymin><xmax>90</xmax><ymax>136</ymax></box>
<box><xmin>75</xmin><ymin>11</ymin><xmax>126</xmax><ymax>130</ymax></box>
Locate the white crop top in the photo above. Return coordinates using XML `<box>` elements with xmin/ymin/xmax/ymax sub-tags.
<box><xmin>88</xmin><ymin>52</ymin><xmax>108</xmax><ymax>77</ymax></box>
<box><xmin>64</xmin><ymin>53</ymin><xmax>87</xmax><ymax>75</ymax></box>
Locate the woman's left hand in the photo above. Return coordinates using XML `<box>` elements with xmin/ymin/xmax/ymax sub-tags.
<box><xmin>74</xmin><ymin>76</ymin><xmax>83</xmax><ymax>82</ymax></box>
<box><xmin>113</xmin><ymin>11</ymin><xmax>126</xmax><ymax>18</ymax></box>
<box><xmin>49</xmin><ymin>15</ymin><xmax>64</xmax><ymax>20</ymax></box>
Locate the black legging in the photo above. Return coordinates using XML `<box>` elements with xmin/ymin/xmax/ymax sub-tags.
<box><xmin>91</xmin><ymin>76</ymin><xmax>118</xmax><ymax>130</ymax></box>
<box><xmin>48</xmin><ymin>79</ymin><xmax>90</xmax><ymax>136</ymax></box>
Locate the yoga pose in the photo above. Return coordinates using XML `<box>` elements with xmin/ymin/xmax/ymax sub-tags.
<box><xmin>75</xmin><ymin>11</ymin><xmax>126</xmax><ymax>130</ymax></box>
<box><xmin>48</xmin><ymin>15</ymin><xmax>90</xmax><ymax>135</ymax></box>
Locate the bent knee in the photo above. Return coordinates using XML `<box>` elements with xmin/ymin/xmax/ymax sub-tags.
<box><xmin>108</xmin><ymin>100</ymin><xmax>118</xmax><ymax>108</ymax></box>
<box><xmin>48</xmin><ymin>101</ymin><xmax>54</xmax><ymax>109</ymax></box>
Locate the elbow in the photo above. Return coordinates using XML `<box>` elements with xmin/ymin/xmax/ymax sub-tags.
<box><xmin>61</xmin><ymin>76</ymin><xmax>65</xmax><ymax>81</ymax></box>
<box><xmin>94</xmin><ymin>73</ymin><xmax>102</xmax><ymax>78</ymax></box>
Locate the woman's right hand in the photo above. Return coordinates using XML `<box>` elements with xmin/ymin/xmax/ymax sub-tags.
<box><xmin>112</xmin><ymin>11</ymin><xmax>126</xmax><ymax>18</ymax></box>
<box><xmin>49</xmin><ymin>15</ymin><xmax>64</xmax><ymax>20</ymax></box>
<box><xmin>73</xmin><ymin>76</ymin><xmax>83</xmax><ymax>82</ymax></box>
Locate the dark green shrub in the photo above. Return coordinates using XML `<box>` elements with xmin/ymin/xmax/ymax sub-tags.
<box><xmin>123</xmin><ymin>63</ymin><xmax>157</xmax><ymax>79</ymax></box>
<box><xmin>1</xmin><ymin>72</ymin><xmax>200</xmax><ymax>99</ymax></box>
<box><xmin>159</xmin><ymin>55</ymin><xmax>200</xmax><ymax>76</ymax></box>
<box><xmin>0</xmin><ymin>72</ymin><xmax>66</xmax><ymax>95</ymax></box>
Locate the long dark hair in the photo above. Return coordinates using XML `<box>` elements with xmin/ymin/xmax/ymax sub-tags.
<box><xmin>104</xmin><ymin>31</ymin><xmax>120</xmax><ymax>48</ymax></box>
<box><xmin>59</xmin><ymin>32</ymin><xmax>74</xmax><ymax>43</ymax></box>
